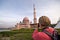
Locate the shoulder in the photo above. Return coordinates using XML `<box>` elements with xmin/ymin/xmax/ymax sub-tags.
<box><xmin>45</xmin><ymin>27</ymin><xmax>54</xmax><ymax>33</ymax></box>
<box><xmin>38</xmin><ymin>32</ymin><xmax>51</xmax><ymax>40</ymax></box>
<box><xmin>38</xmin><ymin>32</ymin><xmax>47</xmax><ymax>37</ymax></box>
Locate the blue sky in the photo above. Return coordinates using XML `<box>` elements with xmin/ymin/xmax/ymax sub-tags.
<box><xmin>0</xmin><ymin>0</ymin><xmax>60</xmax><ymax>28</ymax></box>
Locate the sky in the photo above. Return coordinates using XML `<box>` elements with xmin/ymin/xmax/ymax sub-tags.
<box><xmin>0</xmin><ymin>0</ymin><xmax>60</xmax><ymax>28</ymax></box>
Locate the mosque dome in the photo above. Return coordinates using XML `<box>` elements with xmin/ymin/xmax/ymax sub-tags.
<box><xmin>23</xmin><ymin>17</ymin><xmax>29</xmax><ymax>21</ymax></box>
<box><xmin>23</xmin><ymin>17</ymin><xmax>29</xmax><ymax>24</ymax></box>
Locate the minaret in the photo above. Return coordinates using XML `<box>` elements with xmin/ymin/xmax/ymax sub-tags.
<box><xmin>33</xmin><ymin>4</ymin><xmax>37</xmax><ymax>24</ymax></box>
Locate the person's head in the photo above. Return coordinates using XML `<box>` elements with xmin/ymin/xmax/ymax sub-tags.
<box><xmin>39</xmin><ymin>16</ymin><xmax>51</xmax><ymax>29</ymax></box>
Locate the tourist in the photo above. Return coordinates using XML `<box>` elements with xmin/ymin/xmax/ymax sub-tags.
<box><xmin>32</xmin><ymin>16</ymin><xmax>58</xmax><ymax>40</ymax></box>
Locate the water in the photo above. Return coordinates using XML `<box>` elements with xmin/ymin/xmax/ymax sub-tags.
<box><xmin>0</xmin><ymin>30</ymin><xmax>10</xmax><ymax>32</ymax></box>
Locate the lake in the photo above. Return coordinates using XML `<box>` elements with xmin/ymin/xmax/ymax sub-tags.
<box><xmin>0</xmin><ymin>30</ymin><xmax>10</xmax><ymax>32</ymax></box>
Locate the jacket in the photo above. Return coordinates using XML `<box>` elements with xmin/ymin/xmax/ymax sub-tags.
<box><xmin>32</xmin><ymin>27</ymin><xmax>54</xmax><ymax>40</ymax></box>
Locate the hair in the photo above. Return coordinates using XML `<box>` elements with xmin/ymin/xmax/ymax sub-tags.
<box><xmin>39</xmin><ymin>16</ymin><xmax>51</xmax><ymax>26</ymax></box>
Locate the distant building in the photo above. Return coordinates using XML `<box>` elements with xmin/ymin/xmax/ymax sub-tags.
<box><xmin>15</xmin><ymin>4</ymin><xmax>38</xmax><ymax>30</ymax></box>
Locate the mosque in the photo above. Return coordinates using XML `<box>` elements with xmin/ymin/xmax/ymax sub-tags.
<box><xmin>14</xmin><ymin>5</ymin><xmax>38</xmax><ymax>30</ymax></box>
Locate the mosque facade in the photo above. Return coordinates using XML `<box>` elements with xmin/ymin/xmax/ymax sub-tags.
<box><xmin>14</xmin><ymin>5</ymin><xmax>38</xmax><ymax>30</ymax></box>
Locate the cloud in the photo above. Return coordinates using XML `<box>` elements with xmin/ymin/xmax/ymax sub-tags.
<box><xmin>0</xmin><ymin>0</ymin><xmax>60</xmax><ymax>28</ymax></box>
<box><xmin>36</xmin><ymin>1</ymin><xmax>60</xmax><ymax>24</ymax></box>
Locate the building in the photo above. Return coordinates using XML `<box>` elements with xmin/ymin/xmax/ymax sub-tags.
<box><xmin>15</xmin><ymin>4</ymin><xmax>38</xmax><ymax>30</ymax></box>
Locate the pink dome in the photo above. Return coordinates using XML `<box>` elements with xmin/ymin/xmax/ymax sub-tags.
<box><xmin>23</xmin><ymin>17</ymin><xmax>29</xmax><ymax>21</ymax></box>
